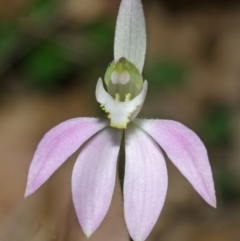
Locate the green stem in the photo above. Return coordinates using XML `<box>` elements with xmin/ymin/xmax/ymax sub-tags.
<box><xmin>118</xmin><ymin>130</ymin><xmax>125</xmax><ymax>194</ymax></box>
<box><xmin>118</xmin><ymin>131</ymin><xmax>133</xmax><ymax>241</ymax></box>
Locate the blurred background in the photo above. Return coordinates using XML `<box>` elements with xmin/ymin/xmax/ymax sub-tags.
<box><xmin>0</xmin><ymin>0</ymin><xmax>240</xmax><ymax>240</ymax></box>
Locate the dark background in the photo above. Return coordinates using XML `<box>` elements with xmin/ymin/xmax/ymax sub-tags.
<box><xmin>0</xmin><ymin>0</ymin><xmax>240</xmax><ymax>240</ymax></box>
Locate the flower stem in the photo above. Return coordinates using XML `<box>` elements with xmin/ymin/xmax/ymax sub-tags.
<box><xmin>118</xmin><ymin>131</ymin><xmax>133</xmax><ymax>241</ymax></box>
<box><xmin>118</xmin><ymin>130</ymin><xmax>125</xmax><ymax>194</ymax></box>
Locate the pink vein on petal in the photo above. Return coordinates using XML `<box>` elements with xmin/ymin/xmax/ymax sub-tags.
<box><xmin>25</xmin><ymin>118</ymin><xmax>107</xmax><ymax>197</ymax></box>
<box><xmin>135</xmin><ymin>119</ymin><xmax>216</xmax><ymax>208</ymax></box>
<box><xmin>72</xmin><ymin>127</ymin><xmax>122</xmax><ymax>237</ymax></box>
<box><xmin>124</xmin><ymin>125</ymin><xmax>168</xmax><ymax>241</ymax></box>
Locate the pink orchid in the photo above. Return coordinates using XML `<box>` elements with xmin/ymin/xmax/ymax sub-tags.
<box><xmin>25</xmin><ymin>0</ymin><xmax>216</xmax><ymax>241</ymax></box>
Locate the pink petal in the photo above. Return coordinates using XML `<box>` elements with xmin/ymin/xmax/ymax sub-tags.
<box><xmin>25</xmin><ymin>118</ymin><xmax>107</xmax><ymax>197</ymax></box>
<box><xmin>124</xmin><ymin>125</ymin><xmax>168</xmax><ymax>241</ymax></box>
<box><xmin>72</xmin><ymin>127</ymin><xmax>122</xmax><ymax>237</ymax></box>
<box><xmin>135</xmin><ymin>119</ymin><xmax>216</xmax><ymax>207</ymax></box>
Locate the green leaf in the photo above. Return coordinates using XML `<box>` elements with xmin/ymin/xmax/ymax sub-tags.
<box><xmin>28</xmin><ymin>0</ymin><xmax>57</xmax><ymax>15</ymax></box>
<box><xmin>21</xmin><ymin>42</ymin><xmax>70</xmax><ymax>90</ymax></box>
<box><xmin>145</xmin><ymin>59</ymin><xmax>186</xmax><ymax>90</ymax></box>
<box><xmin>0</xmin><ymin>23</ymin><xmax>19</xmax><ymax>59</ymax></box>
<box><xmin>216</xmin><ymin>169</ymin><xmax>239</xmax><ymax>203</ymax></box>
<box><xmin>86</xmin><ymin>22</ymin><xmax>114</xmax><ymax>54</ymax></box>
<box><xmin>199</xmin><ymin>106</ymin><xmax>232</xmax><ymax>147</ymax></box>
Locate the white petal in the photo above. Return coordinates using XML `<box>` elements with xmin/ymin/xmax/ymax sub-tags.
<box><xmin>114</xmin><ymin>0</ymin><xmax>146</xmax><ymax>73</ymax></box>
<box><xmin>95</xmin><ymin>78</ymin><xmax>148</xmax><ymax>129</ymax></box>
<box><xmin>124</xmin><ymin>125</ymin><xmax>168</xmax><ymax>241</ymax></box>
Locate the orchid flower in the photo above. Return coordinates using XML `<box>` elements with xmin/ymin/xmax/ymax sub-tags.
<box><xmin>24</xmin><ymin>0</ymin><xmax>216</xmax><ymax>240</ymax></box>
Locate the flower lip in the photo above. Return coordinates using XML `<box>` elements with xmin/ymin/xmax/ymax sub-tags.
<box><xmin>104</xmin><ymin>57</ymin><xmax>144</xmax><ymax>100</ymax></box>
<box><xmin>96</xmin><ymin>78</ymin><xmax>148</xmax><ymax>129</ymax></box>
<box><xmin>99</xmin><ymin>56</ymin><xmax>147</xmax><ymax>129</ymax></box>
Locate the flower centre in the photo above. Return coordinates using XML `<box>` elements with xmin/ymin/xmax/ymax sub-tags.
<box><xmin>95</xmin><ymin>57</ymin><xmax>148</xmax><ymax>129</ymax></box>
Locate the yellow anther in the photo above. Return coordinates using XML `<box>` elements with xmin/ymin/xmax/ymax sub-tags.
<box><xmin>100</xmin><ymin>104</ymin><xmax>109</xmax><ymax>113</ymax></box>
<box><xmin>115</xmin><ymin>93</ymin><xmax>120</xmax><ymax>103</ymax></box>
<box><xmin>125</xmin><ymin>93</ymin><xmax>131</xmax><ymax>102</ymax></box>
